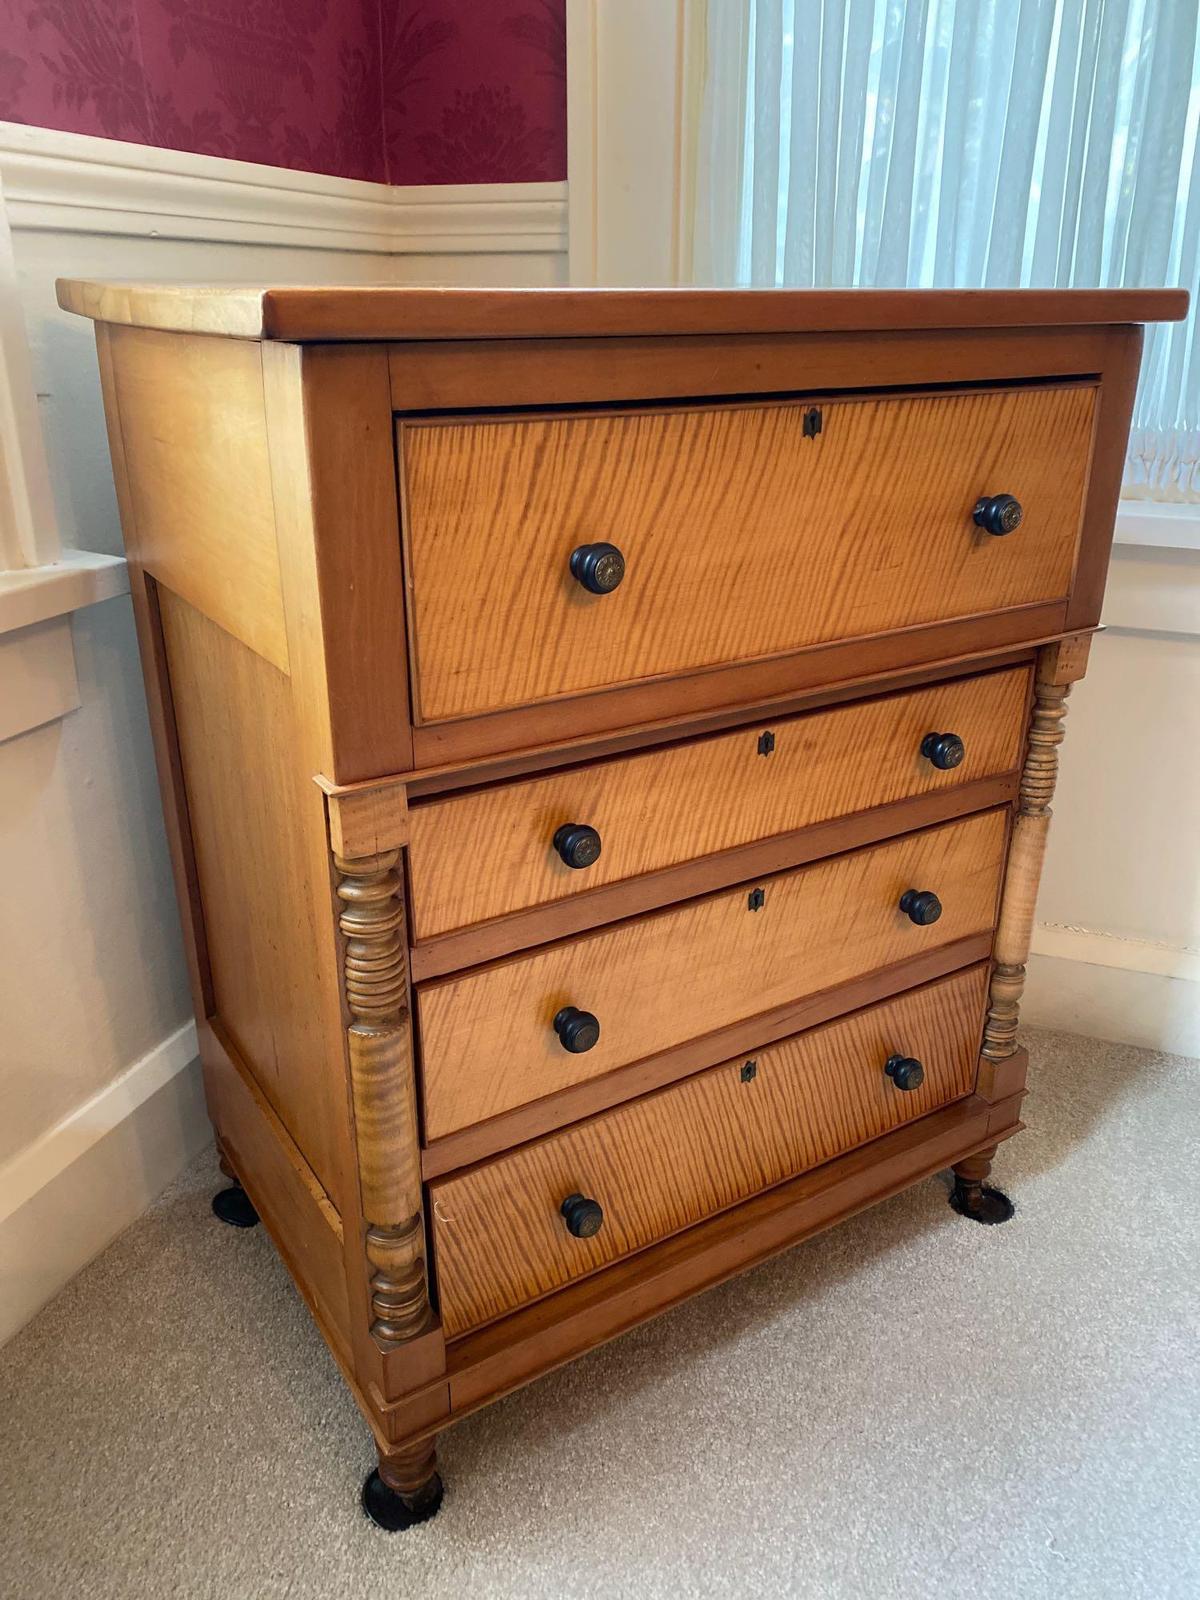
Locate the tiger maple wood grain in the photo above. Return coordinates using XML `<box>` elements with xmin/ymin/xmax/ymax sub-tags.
<box><xmin>431</xmin><ymin>964</ymin><xmax>989</xmax><ymax>1338</ymax></box>
<box><xmin>407</xmin><ymin>667</ymin><xmax>1029</xmax><ymax>939</ymax></box>
<box><xmin>417</xmin><ymin>809</ymin><xmax>1007</xmax><ymax>1139</ymax></box>
<box><xmin>401</xmin><ymin>385</ymin><xmax>1095</xmax><ymax>721</ymax></box>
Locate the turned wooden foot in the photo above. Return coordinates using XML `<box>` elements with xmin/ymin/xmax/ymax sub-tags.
<box><xmin>212</xmin><ymin>1138</ymin><xmax>260</xmax><ymax>1228</ymax></box>
<box><xmin>216</xmin><ymin>1140</ymin><xmax>238</xmax><ymax>1184</ymax></box>
<box><xmin>949</xmin><ymin>1145</ymin><xmax>1015</xmax><ymax>1225</ymax></box>
<box><xmin>362</xmin><ymin>1437</ymin><xmax>444</xmax><ymax>1531</ymax></box>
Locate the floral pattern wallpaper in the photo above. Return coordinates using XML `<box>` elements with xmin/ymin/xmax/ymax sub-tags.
<box><xmin>0</xmin><ymin>0</ymin><xmax>566</xmax><ymax>185</ymax></box>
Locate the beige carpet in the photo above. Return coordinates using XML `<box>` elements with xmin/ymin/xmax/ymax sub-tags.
<box><xmin>2</xmin><ymin>1025</ymin><xmax>1197</xmax><ymax>1600</ymax></box>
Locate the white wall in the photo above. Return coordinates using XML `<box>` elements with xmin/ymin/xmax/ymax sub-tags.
<box><xmin>1024</xmin><ymin>541</ymin><xmax>1200</xmax><ymax>1056</ymax></box>
<box><xmin>0</xmin><ymin>123</ymin><xmax>567</xmax><ymax>1343</ymax></box>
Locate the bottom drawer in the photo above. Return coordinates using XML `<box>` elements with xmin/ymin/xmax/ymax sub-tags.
<box><xmin>431</xmin><ymin>963</ymin><xmax>989</xmax><ymax>1338</ymax></box>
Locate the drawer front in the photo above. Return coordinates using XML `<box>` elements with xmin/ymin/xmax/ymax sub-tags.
<box><xmin>400</xmin><ymin>385</ymin><xmax>1094</xmax><ymax>722</ymax></box>
<box><xmin>418</xmin><ymin>808</ymin><xmax>1007</xmax><ymax>1139</ymax></box>
<box><xmin>431</xmin><ymin>963</ymin><xmax>989</xmax><ymax>1338</ymax></box>
<box><xmin>407</xmin><ymin>667</ymin><xmax>1029</xmax><ymax>940</ymax></box>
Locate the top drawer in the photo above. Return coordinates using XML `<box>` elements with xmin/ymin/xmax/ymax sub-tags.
<box><xmin>400</xmin><ymin>383</ymin><xmax>1095</xmax><ymax>723</ymax></box>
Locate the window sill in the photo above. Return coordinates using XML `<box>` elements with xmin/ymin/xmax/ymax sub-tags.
<box><xmin>1114</xmin><ymin>500</ymin><xmax>1200</xmax><ymax>552</ymax></box>
<box><xmin>0</xmin><ymin>548</ymin><xmax>128</xmax><ymax>636</ymax></box>
<box><xmin>0</xmin><ymin>551</ymin><xmax>129</xmax><ymax>743</ymax></box>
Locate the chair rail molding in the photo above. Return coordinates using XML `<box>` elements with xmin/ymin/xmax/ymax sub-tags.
<box><xmin>0</xmin><ymin>122</ymin><xmax>567</xmax><ymax>256</ymax></box>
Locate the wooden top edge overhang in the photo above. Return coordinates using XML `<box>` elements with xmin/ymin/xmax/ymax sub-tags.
<box><xmin>55</xmin><ymin>280</ymin><xmax>1189</xmax><ymax>342</ymax></box>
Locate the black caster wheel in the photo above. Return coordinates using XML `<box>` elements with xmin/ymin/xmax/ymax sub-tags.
<box><xmin>361</xmin><ymin>1468</ymin><xmax>444</xmax><ymax>1532</ymax></box>
<box><xmin>211</xmin><ymin>1185</ymin><xmax>260</xmax><ymax>1228</ymax></box>
<box><xmin>949</xmin><ymin>1181</ymin><xmax>1015</xmax><ymax>1225</ymax></box>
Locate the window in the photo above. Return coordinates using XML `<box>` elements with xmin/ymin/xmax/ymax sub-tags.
<box><xmin>697</xmin><ymin>0</ymin><xmax>1200</xmax><ymax>501</ymax></box>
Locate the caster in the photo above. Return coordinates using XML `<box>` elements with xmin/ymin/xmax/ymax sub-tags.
<box><xmin>362</xmin><ymin>1467</ymin><xmax>444</xmax><ymax>1531</ymax></box>
<box><xmin>949</xmin><ymin>1179</ymin><xmax>1015</xmax><ymax>1225</ymax></box>
<box><xmin>211</xmin><ymin>1185</ymin><xmax>259</xmax><ymax>1228</ymax></box>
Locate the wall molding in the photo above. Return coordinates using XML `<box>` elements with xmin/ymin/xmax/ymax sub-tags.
<box><xmin>1031</xmin><ymin>922</ymin><xmax>1200</xmax><ymax>985</ymax></box>
<box><xmin>0</xmin><ymin>1022</ymin><xmax>208</xmax><ymax>1345</ymax></box>
<box><xmin>1115</xmin><ymin>498</ymin><xmax>1200</xmax><ymax>553</ymax></box>
<box><xmin>1025</xmin><ymin>924</ymin><xmax>1200</xmax><ymax>1059</ymax></box>
<box><xmin>0</xmin><ymin>121</ymin><xmax>568</xmax><ymax>255</ymax></box>
<box><xmin>1101</xmin><ymin>542</ymin><xmax>1200</xmax><ymax>638</ymax></box>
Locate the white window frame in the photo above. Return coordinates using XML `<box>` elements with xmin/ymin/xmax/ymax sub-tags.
<box><xmin>0</xmin><ymin>172</ymin><xmax>127</xmax><ymax>743</ymax></box>
<box><xmin>567</xmin><ymin>1</ymin><xmax>1199</xmax><ymax>553</ymax></box>
<box><xmin>566</xmin><ymin>0</ymin><xmax>707</xmax><ymax>288</ymax></box>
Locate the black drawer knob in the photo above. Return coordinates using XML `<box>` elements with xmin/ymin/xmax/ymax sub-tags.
<box><xmin>553</xmin><ymin>822</ymin><xmax>602</xmax><ymax>870</ymax></box>
<box><xmin>973</xmin><ymin>493</ymin><xmax>1023</xmax><ymax>536</ymax></box>
<box><xmin>554</xmin><ymin>1006</ymin><xmax>600</xmax><ymax>1053</ymax></box>
<box><xmin>899</xmin><ymin>888</ymin><xmax>943</xmax><ymax>926</ymax></box>
<box><xmin>561</xmin><ymin>1193</ymin><xmax>604</xmax><ymax>1238</ymax></box>
<box><xmin>920</xmin><ymin>731</ymin><xmax>965</xmax><ymax>770</ymax></box>
<box><xmin>569</xmin><ymin>542</ymin><xmax>626</xmax><ymax>594</ymax></box>
<box><xmin>885</xmin><ymin>1053</ymin><xmax>925</xmax><ymax>1091</ymax></box>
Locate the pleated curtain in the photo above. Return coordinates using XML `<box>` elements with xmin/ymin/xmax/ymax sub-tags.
<box><xmin>693</xmin><ymin>0</ymin><xmax>1200</xmax><ymax>499</ymax></box>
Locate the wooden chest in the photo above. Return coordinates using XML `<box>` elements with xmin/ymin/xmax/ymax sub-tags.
<box><xmin>60</xmin><ymin>281</ymin><xmax>1184</xmax><ymax>1529</ymax></box>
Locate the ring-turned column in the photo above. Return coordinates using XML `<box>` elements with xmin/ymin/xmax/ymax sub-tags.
<box><xmin>334</xmin><ymin>849</ymin><xmax>431</xmax><ymax>1347</ymax></box>
<box><xmin>982</xmin><ymin>634</ymin><xmax>1091</xmax><ymax>1062</ymax></box>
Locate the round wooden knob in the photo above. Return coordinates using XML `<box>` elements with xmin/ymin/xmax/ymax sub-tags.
<box><xmin>973</xmin><ymin>493</ymin><xmax>1023</xmax><ymax>536</ymax></box>
<box><xmin>899</xmin><ymin>888</ymin><xmax>943</xmax><ymax>926</ymax></box>
<box><xmin>569</xmin><ymin>542</ymin><xmax>626</xmax><ymax>594</ymax></box>
<box><xmin>560</xmin><ymin>1193</ymin><xmax>604</xmax><ymax>1238</ymax></box>
<box><xmin>885</xmin><ymin>1053</ymin><xmax>925</xmax><ymax>1091</ymax></box>
<box><xmin>553</xmin><ymin>1006</ymin><xmax>600</xmax><ymax>1053</ymax></box>
<box><xmin>553</xmin><ymin>823</ymin><xmax>602</xmax><ymax>870</ymax></box>
<box><xmin>920</xmin><ymin>731</ymin><xmax>965</xmax><ymax>770</ymax></box>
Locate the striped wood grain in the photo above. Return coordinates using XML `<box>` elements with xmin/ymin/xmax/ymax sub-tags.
<box><xmin>400</xmin><ymin>385</ymin><xmax>1095</xmax><ymax>721</ymax></box>
<box><xmin>407</xmin><ymin>667</ymin><xmax>1030</xmax><ymax>939</ymax></box>
<box><xmin>431</xmin><ymin>964</ymin><xmax>990</xmax><ymax>1338</ymax></box>
<box><xmin>417</xmin><ymin>809</ymin><xmax>1007</xmax><ymax>1139</ymax></box>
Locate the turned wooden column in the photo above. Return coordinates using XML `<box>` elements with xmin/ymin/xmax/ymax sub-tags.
<box><xmin>982</xmin><ymin>635</ymin><xmax>1091</xmax><ymax>1063</ymax></box>
<box><xmin>335</xmin><ymin>849</ymin><xmax>432</xmax><ymax>1348</ymax></box>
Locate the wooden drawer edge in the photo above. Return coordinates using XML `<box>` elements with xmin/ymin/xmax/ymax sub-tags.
<box><xmin>420</xmin><ymin>935</ymin><xmax>994</xmax><ymax>1179</ymax></box>
<box><xmin>409</xmin><ymin>775</ymin><xmax>1019</xmax><ymax>981</ymax></box>
<box><xmin>410</xmin><ymin>604</ymin><xmax>1068</xmax><ymax>768</ymax></box>
<box><xmin>402</xmin><ymin>649</ymin><xmax>1044</xmax><ymax>798</ymax></box>
<box><xmin>440</xmin><ymin>1094</ymin><xmax>1025</xmax><ymax>1417</ymax></box>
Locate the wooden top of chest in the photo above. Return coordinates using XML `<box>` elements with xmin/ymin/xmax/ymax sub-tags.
<box><xmin>56</xmin><ymin>281</ymin><xmax>1187</xmax><ymax>342</ymax></box>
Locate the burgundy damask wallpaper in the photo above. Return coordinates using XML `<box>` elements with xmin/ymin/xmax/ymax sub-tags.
<box><xmin>0</xmin><ymin>0</ymin><xmax>566</xmax><ymax>185</ymax></box>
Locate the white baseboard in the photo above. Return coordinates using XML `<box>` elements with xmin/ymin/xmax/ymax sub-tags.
<box><xmin>0</xmin><ymin>1022</ymin><xmax>210</xmax><ymax>1345</ymax></box>
<box><xmin>1025</xmin><ymin>925</ymin><xmax>1200</xmax><ymax>1058</ymax></box>
<box><xmin>0</xmin><ymin>121</ymin><xmax>567</xmax><ymax>256</ymax></box>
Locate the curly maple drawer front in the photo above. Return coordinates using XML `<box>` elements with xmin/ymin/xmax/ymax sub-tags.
<box><xmin>399</xmin><ymin>385</ymin><xmax>1094</xmax><ymax>722</ymax></box>
<box><xmin>417</xmin><ymin>808</ymin><xmax>1007</xmax><ymax>1139</ymax></box>
<box><xmin>431</xmin><ymin>963</ymin><xmax>989</xmax><ymax>1338</ymax></box>
<box><xmin>407</xmin><ymin>667</ymin><xmax>1029</xmax><ymax>940</ymax></box>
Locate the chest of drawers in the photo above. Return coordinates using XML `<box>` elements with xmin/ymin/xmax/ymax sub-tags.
<box><xmin>61</xmin><ymin>281</ymin><xmax>1184</xmax><ymax>1529</ymax></box>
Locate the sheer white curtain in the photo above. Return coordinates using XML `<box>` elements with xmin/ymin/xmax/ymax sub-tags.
<box><xmin>694</xmin><ymin>0</ymin><xmax>1200</xmax><ymax>500</ymax></box>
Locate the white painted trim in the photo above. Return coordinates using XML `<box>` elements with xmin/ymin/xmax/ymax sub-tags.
<box><xmin>0</xmin><ymin>1020</ymin><xmax>199</xmax><ymax>1222</ymax></box>
<box><xmin>1031</xmin><ymin>923</ymin><xmax>1200</xmax><ymax>984</ymax></box>
<box><xmin>1</xmin><ymin>168</ymin><xmax>59</xmax><ymax>570</ymax></box>
<box><xmin>1024</xmin><ymin>955</ymin><xmax>1200</xmax><ymax>1059</ymax></box>
<box><xmin>565</xmin><ymin>0</ymin><xmax>599</xmax><ymax>284</ymax></box>
<box><xmin>1024</xmin><ymin>925</ymin><xmax>1200</xmax><ymax>1061</ymax></box>
<box><xmin>0</xmin><ymin>1022</ymin><xmax>208</xmax><ymax>1345</ymax></box>
<box><xmin>1101</xmin><ymin>544</ymin><xmax>1200</xmax><ymax>637</ymax></box>
<box><xmin>0</xmin><ymin>121</ymin><xmax>567</xmax><ymax>255</ymax></box>
<box><xmin>0</xmin><ymin>615</ymin><xmax>79</xmax><ymax>741</ymax></box>
<box><xmin>566</xmin><ymin>0</ymin><xmax>700</xmax><ymax>286</ymax></box>
<box><xmin>0</xmin><ymin>548</ymin><xmax>128</xmax><ymax>635</ymax></box>
<box><xmin>1115</xmin><ymin>499</ymin><xmax>1200</xmax><ymax>551</ymax></box>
